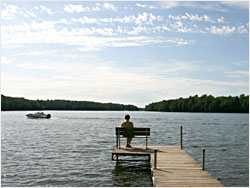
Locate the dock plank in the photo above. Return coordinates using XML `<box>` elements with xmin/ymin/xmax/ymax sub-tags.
<box><xmin>112</xmin><ymin>146</ymin><xmax>224</xmax><ymax>187</ymax></box>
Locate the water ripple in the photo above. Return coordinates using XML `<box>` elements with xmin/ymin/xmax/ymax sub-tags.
<box><xmin>1</xmin><ymin>111</ymin><xmax>249</xmax><ymax>187</ymax></box>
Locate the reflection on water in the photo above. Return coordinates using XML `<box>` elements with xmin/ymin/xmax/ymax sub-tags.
<box><xmin>1</xmin><ymin>111</ymin><xmax>249</xmax><ymax>187</ymax></box>
<box><xmin>112</xmin><ymin>160</ymin><xmax>152</xmax><ymax>187</ymax></box>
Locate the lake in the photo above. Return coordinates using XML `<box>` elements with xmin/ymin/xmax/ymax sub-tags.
<box><xmin>1</xmin><ymin>111</ymin><xmax>249</xmax><ymax>187</ymax></box>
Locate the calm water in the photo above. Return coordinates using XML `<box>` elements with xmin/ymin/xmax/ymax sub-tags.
<box><xmin>1</xmin><ymin>111</ymin><xmax>249</xmax><ymax>187</ymax></box>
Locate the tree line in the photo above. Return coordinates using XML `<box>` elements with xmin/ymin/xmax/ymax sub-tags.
<box><xmin>1</xmin><ymin>95</ymin><xmax>139</xmax><ymax>111</ymax></box>
<box><xmin>145</xmin><ymin>94</ymin><xmax>249</xmax><ymax>113</ymax></box>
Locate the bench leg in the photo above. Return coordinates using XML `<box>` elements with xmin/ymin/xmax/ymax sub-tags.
<box><xmin>116</xmin><ymin>135</ymin><xmax>118</xmax><ymax>148</ymax></box>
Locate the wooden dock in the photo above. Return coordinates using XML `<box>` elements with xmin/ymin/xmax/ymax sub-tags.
<box><xmin>112</xmin><ymin>145</ymin><xmax>224</xmax><ymax>187</ymax></box>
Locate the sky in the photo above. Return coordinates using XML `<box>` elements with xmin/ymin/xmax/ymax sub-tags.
<box><xmin>1</xmin><ymin>1</ymin><xmax>249</xmax><ymax>107</ymax></box>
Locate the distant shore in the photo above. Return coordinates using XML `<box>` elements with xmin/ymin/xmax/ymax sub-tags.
<box><xmin>145</xmin><ymin>94</ymin><xmax>249</xmax><ymax>113</ymax></box>
<box><xmin>1</xmin><ymin>94</ymin><xmax>249</xmax><ymax>113</ymax></box>
<box><xmin>1</xmin><ymin>95</ymin><xmax>138</xmax><ymax>111</ymax></box>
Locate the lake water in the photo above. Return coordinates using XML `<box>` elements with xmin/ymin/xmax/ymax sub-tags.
<box><xmin>1</xmin><ymin>111</ymin><xmax>249</xmax><ymax>187</ymax></box>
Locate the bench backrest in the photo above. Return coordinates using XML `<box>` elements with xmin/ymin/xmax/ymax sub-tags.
<box><xmin>116</xmin><ymin>127</ymin><xmax>150</xmax><ymax>137</ymax></box>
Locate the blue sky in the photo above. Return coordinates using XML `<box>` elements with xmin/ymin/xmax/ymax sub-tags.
<box><xmin>1</xmin><ymin>1</ymin><xmax>249</xmax><ymax>107</ymax></box>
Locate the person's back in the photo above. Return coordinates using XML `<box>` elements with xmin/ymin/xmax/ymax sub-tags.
<box><xmin>120</xmin><ymin>114</ymin><xmax>134</xmax><ymax>148</ymax></box>
<box><xmin>121</xmin><ymin>121</ymin><xmax>134</xmax><ymax>129</ymax></box>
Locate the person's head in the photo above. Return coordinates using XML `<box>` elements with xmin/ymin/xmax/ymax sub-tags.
<box><xmin>125</xmin><ymin>114</ymin><xmax>130</xmax><ymax>121</ymax></box>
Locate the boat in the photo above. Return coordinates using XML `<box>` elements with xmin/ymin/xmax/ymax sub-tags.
<box><xmin>26</xmin><ymin>112</ymin><xmax>51</xmax><ymax>119</ymax></box>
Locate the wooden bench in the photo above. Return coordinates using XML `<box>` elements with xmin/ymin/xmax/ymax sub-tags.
<box><xmin>115</xmin><ymin>127</ymin><xmax>150</xmax><ymax>149</ymax></box>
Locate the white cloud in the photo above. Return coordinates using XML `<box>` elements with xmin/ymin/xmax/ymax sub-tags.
<box><xmin>169</xmin><ymin>13</ymin><xmax>215</xmax><ymax>23</ymax></box>
<box><xmin>63</xmin><ymin>4</ymin><xmax>101</xmax><ymax>13</ymax></box>
<box><xmin>98</xmin><ymin>13</ymin><xmax>162</xmax><ymax>26</ymax></box>
<box><xmin>132</xmin><ymin>12</ymin><xmax>163</xmax><ymax>25</ymax></box>
<box><xmin>17</xmin><ymin>62</ymin><xmax>52</xmax><ymax>70</ymax></box>
<box><xmin>12</xmin><ymin>51</ymin><xmax>56</xmax><ymax>57</ymax></box>
<box><xmin>168</xmin><ymin>14</ymin><xmax>248</xmax><ymax>35</ymax></box>
<box><xmin>166</xmin><ymin>38</ymin><xmax>195</xmax><ymax>46</ymax></box>
<box><xmin>186</xmin><ymin>13</ymin><xmax>215</xmax><ymax>23</ymax></box>
<box><xmin>160</xmin><ymin>1</ymin><xmax>180</xmax><ymax>9</ymax></box>
<box><xmin>64</xmin><ymin>4</ymin><xmax>89</xmax><ymax>13</ymax></box>
<box><xmin>217</xmin><ymin>16</ymin><xmax>226</xmax><ymax>23</ymax></box>
<box><xmin>127</xmin><ymin>26</ymin><xmax>148</xmax><ymax>35</ymax></box>
<box><xmin>52</xmin><ymin>75</ymin><xmax>76</xmax><ymax>80</ymax></box>
<box><xmin>30</xmin><ymin>20</ymin><xmax>55</xmax><ymax>30</ymax></box>
<box><xmin>94</xmin><ymin>27</ymin><xmax>114</xmax><ymax>36</ymax></box>
<box><xmin>191</xmin><ymin>79</ymin><xmax>249</xmax><ymax>87</ymax></box>
<box><xmin>154</xmin><ymin>25</ymin><xmax>170</xmax><ymax>32</ymax></box>
<box><xmin>224</xmin><ymin>70</ymin><xmax>249</xmax><ymax>78</ymax></box>
<box><xmin>1</xmin><ymin>4</ymin><xmax>40</xmax><ymax>19</ymax></box>
<box><xmin>149</xmin><ymin>13</ymin><xmax>163</xmax><ymax>24</ymax></box>
<box><xmin>117</xmin><ymin>26</ymin><xmax>124</xmax><ymax>34</ymax></box>
<box><xmin>71</xmin><ymin>27</ymin><xmax>115</xmax><ymax>36</ymax></box>
<box><xmin>160</xmin><ymin>1</ymin><xmax>248</xmax><ymax>12</ymax></box>
<box><xmin>133</xmin><ymin>59</ymin><xmax>203</xmax><ymax>76</ymax></box>
<box><xmin>134</xmin><ymin>3</ymin><xmax>158</xmax><ymax>9</ymax></box>
<box><xmin>237</xmin><ymin>25</ymin><xmax>249</xmax><ymax>34</ymax></box>
<box><xmin>72</xmin><ymin>17</ymin><xmax>97</xmax><ymax>24</ymax></box>
<box><xmin>233</xmin><ymin>61</ymin><xmax>249</xmax><ymax>66</ymax></box>
<box><xmin>177</xmin><ymin>26</ymin><xmax>197</xmax><ymax>33</ymax></box>
<box><xmin>187</xmin><ymin>13</ymin><xmax>205</xmax><ymax>22</ymax></box>
<box><xmin>103</xmin><ymin>3</ymin><xmax>116</xmax><ymax>11</ymax></box>
<box><xmin>40</xmin><ymin>5</ymin><xmax>53</xmax><ymax>15</ymax></box>
<box><xmin>92</xmin><ymin>6</ymin><xmax>100</xmax><ymax>11</ymax></box>
<box><xmin>206</xmin><ymin>25</ymin><xmax>236</xmax><ymax>35</ymax></box>
<box><xmin>168</xmin><ymin>20</ymin><xmax>198</xmax><ymax>33</ymax></box>
<box><xmin>220</xmin><ymin>1</ymin><xmax>249</xmax><ymax>10</ymax></box>
<box><xmin>149</xmin><ymin>5</ymin><xmax>157</xmax><ymax>9</ymax></box>
<box><xmin>23</xmin><ymin>9</ymin><xmax>37</xmax><ymax>17</ymax></box>
<box><xmin>1</xmin><ymin>4</ymin><xmax>20</xmax><ymax>19</ymax></box>
<box><xmin>136</xmin><ymin>3</ymin><xmax>146</xmax><ymax>8</ymax></box>
<box><xmin>2</xmin><ymin>20</ymin><xmax>195</xmax><ymax>52</ymax></box>
<box><xmin>78</xmin><ymin>47</ymin><xmax>101</xmax><ymax>52</ymax></box>
<box><xmin>135</xmin><ymin>12</ymin><xmax>148</xmax><ymax>25</ymax></box>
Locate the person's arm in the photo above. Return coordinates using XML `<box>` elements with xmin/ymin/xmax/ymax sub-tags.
<box><xmin>121</xmin><ymin>122</ymin><xmax>124</xmax><ymax>128</ymax></box>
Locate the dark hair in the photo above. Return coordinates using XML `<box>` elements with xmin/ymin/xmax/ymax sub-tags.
<box><xmin>125</xmin><ymin>114</ymin><xmax>130</xmax><ymax>120</ymax></box>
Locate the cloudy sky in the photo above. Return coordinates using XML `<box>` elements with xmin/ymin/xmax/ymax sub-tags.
<box><xmin>1</xmin><ymin>1</ymin><xmax>249</xmax><ymax>107</ymax></box>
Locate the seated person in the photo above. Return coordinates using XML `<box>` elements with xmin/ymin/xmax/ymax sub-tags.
<box><xmin>121</xmin><ymin>114</ymin><xmax>134</xmax><ymax>148</ymax></box>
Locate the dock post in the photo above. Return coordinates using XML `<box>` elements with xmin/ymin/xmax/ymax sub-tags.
<box><xmin>180</xmin><ymin>126</ymin><xmax>183</xmax><ymax>150</ymax></box>
<box><xmin>148</xmin><ymin>154</ymin><xmax>151</xmax><ymax>162</ymax></box>
<box><xmin>202</xmin><ymin>149</ymin><xmax>205</xmax><ymax>170</ymax></box>
<box><xmin>154</xmin><ymin>150</ymin><xmax>157</xmax><ymax>169</ymax></box>
<box><xmin>118</xmin><ymin>130</ymin><xmax>121</xmax><ymax>149</ymax></box>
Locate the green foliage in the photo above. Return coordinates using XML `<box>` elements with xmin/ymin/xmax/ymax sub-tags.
<box><xmin>1</xmin><ymin>95</ymin><xmax>139</xmax><ymax>111</ymax></box>
<box><xmin>145</xmin><ymin>94</ymin><xmax>249</xmax><ymax>113</ymax></box>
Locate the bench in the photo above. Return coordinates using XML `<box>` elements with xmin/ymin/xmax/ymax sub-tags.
<box><xmin>115</xmin><ymin>127</ymin><xmax>150</xmax><ymax>149</ymax></box>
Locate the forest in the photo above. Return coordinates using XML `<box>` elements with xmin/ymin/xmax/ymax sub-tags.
<box><xmin>1</xmin><ymin>95</ymin><xmax>139</xmax><ymax>111</ymax></box>
<box><xmin>145</xmin><ymin>94</ymin><xmax>249</xmax><ymax>113</ymax></box>
<box><xmin>2</xmin><ymin>94</ymin><xmax>249</xmax><ymax>113</ymax></box>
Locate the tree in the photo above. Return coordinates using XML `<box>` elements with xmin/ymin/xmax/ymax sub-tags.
<box><xmin>145</xmin><ymin>94</ymin><xmax>249</xmax><ymax>113</ymax></box>
<box><xmin>1</xmin><ymin>95</ymin><xmax>139</xmax><ymax>111</ymax></box>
